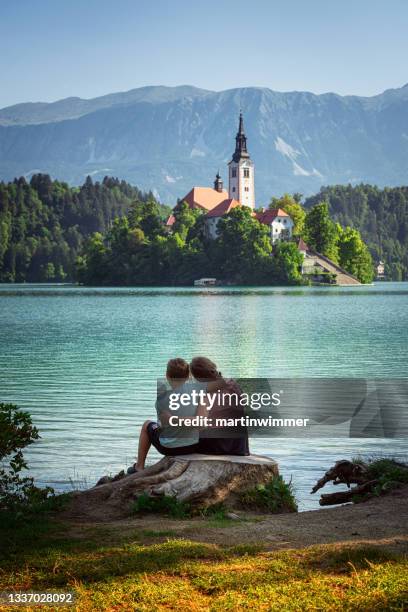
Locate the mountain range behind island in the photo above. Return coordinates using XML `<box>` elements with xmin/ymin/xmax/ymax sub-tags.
<box><xmin>1</xmin><ymin>83</ymin><xmax>408</xmax><ymax>203</ymax></box>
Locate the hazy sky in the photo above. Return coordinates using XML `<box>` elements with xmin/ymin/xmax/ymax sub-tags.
<box><xmin>1</xmin><ymin>0</ymin><xmax>407</xmax><ymax>108</ymax></box>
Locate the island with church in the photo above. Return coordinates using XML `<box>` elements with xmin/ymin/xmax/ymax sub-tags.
<box><xmin>160</xmin><ymin>112</ymin><xmax>367</xmax><ymax>287</ymax></box>
<box><xmin>0</xmin><ymin>113</ymin><xmax>375</xmax><ymax>287</ymax></box>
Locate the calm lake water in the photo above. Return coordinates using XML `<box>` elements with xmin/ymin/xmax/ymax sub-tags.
<box><xmin>1</xmin><ymin>283</ymin><xmax>407</xmax><ymax>510</ymax></box>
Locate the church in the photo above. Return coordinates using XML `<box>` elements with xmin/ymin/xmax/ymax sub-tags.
<box><xmin>167</xmin><ymin>112</ymin><xmax>294</xmax><ymax>241</ymax></box>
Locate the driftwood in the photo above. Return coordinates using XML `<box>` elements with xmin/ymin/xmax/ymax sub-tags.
<box><xmin>311</xmin><ymin>460</ymin><xmax>379</xmax><ymax>506</ymax></box>
<box><xmin>64</xmin><ymin>454</ymin><xmax>279</xmax><ymax>521</ymax></box>
<box><xmin>319</xmin><ymin>480</ymin><xmax>379</xmax><ymax>506</ymax></box>
<box><xmin>311</xmin><ymin>460</ymin><xmax>369</xmax><ymax>494</ymax></box>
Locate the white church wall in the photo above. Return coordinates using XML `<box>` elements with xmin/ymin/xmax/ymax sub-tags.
<box><xmin>270</xmin><ymin>217</ymin><xmax>294</xmax><ymax>243</ymax></box>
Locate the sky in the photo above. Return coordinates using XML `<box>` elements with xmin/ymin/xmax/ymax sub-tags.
<box><xmin>0</xmin><ymin>0</ymin><xmax>407</xmax><ymax>108</ymax></box>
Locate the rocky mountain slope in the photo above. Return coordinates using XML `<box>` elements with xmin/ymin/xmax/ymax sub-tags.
<box><xmin>1</xmin><ymin>84</ymin><xmax>407</xmax><ymax>203</ymax></box>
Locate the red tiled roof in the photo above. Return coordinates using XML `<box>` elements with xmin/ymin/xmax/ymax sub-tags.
<box><xmin>255</xmin><ymin>207</ymin><xmax>290</xmax><ymax>225</ymax></box>
<box><xmin>179</xmin><ymin>187</ymin><xmax>229</xmax><ymax>211</ymax></box>
<box><xmin>206</xmin><ymin>198</ymin><xmax>241</xmax><ymax>218</ymax></box>
<box><xmin>297</xmin><ymin>237</ymin><xmax>309</xmax><ymax>251</ymax></box>
<box><xmin>166</xmin><ymin>214</ymin><xmax>176</xmax><ymax>227</ymax></box>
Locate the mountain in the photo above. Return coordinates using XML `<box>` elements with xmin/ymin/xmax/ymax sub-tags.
<box><xmin>1</xmin><ymin>84</ymin><xmax>408</xmax><ymax>203</ymax></box>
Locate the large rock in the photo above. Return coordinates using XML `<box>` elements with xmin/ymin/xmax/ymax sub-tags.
<box><xmin>65</xmin><ymin>454</ymin><xmax>279</xmax><ymax>521</ymax></box>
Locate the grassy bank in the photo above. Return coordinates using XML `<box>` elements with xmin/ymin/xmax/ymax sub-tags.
<box><xmin>1</xmin><ymin>509</ymin><xmax>407</xmax><ymax>611</ymax></box>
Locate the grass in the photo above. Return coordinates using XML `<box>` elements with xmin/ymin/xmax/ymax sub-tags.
<box><xmin>0</xmin><ymin>507</ymin><xmax>407</xmax><ymax>611</ymax></box>
<box><xmin>367</xmin><ymin>458</ymin><xmax>408</xmax><ymax>484</ymax></box>
<box><xmin>239</xmin><ymin>474</ymin><xmax>298</xmax><ymax>513</ymax></box>
<box><xmin>131</xmin><ymin>476</ymin><xmax>298</xmax><ymax>520</ymax></box>
<box><xmin>132</xmin><ymin>492</ymin><xmax>192</xmax><ymax>518</ymax></box>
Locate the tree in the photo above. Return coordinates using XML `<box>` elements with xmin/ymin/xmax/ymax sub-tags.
<box><xmin>0</xmin><ymin>402</ymin><xmax>48</xmax><ymax>511</ymax></box>
<box><xmin>304</xmin><ymin>202</ymin><xmax>339</xmax><ymax>262</ymax></box>
<box><xmin>304</xmin><ymin>184</ymin><xmax>408</xmax><ymax>281</ymax></box>
<box><xmin>128</xmin><ymin>199</ymin><xmax>166</xmax><ymax>239</ymax></box>
<box><xmin>338</xmin><ymin>227</ymin><xmax>374</xmax><ymax>283</ymax></box>
<box><xmin>215</xmin><ymin>207</ymin><xmax>272</xmax><ymax>283</ymax></box>
<box><xmin>172</xmin><ymin>201</ymin><xmax>202</xmax><ymax>241</ymax></box>
<box><xmin>77</xmin><ymin>232</ymin><xmax>108</xmax><ymax>285</ymax></box>
<box><xmin>0</xmin><ymin>175</ymin><xmax>167</xmax><ymax>282</ymax></box>
<box><xmin>271</xmin><ymin>242</ymin><xmax>303</xmax><ymax>284</ymax></box>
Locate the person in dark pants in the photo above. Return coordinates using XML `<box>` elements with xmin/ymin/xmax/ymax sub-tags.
<box><xmin>190</xmin><ymin>356</ymin><xmax>250</xmax><ymax>456</ymax></box>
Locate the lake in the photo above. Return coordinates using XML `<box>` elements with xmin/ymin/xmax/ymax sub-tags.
<box><xmin>1</xmin><ymin>283</ymin><xmax>407</xmax><ymax>510</ymax></box>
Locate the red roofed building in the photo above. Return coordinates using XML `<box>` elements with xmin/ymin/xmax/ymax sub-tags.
<box><xmin>165</xmin><ymin>214</ymin><xmax>176</xmax><ymax>231</ymax></box>
<box><xmin>179</xmin><ymin>173</ymin><xmax>229</xmax><ymax>212</ymax></box>
<box><xmin>177</xmin><ymin>112</ymin><xmax>256</xmax><ymax>213</ymax></box>
<box><xmin>255</xmin><ymin>208</ymin><xmax>294</xmax><ymax>243</ymax></box>
<box><xmin>297</xmin><ymin>237</ymin><xmax>309</xmax><ymax>256</ymax></box>
<box><xmin>204</xmin><ymin>198</ymin><xmax>241</xmax><ymax>239</ymax></box>
<box><xmin>169</xmin><ymin>112</ymin><xmax>295</xmax><ymax>244</ymax></box>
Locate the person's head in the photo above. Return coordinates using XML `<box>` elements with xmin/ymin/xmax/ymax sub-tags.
<box><xmin>166</xmin><ymin>357</ymin><xmax>190</xmax><ymax>388</ymax></box>
<box><xmin>190</xmin><ymin>356</ymin><xmax>220</xmax><ymax>381</ymax></box>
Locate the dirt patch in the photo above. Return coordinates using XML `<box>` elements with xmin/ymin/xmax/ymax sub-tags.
<box><xmin>64</xmin><ymin>485</ymin><xmax>408</xmax><ymax>555</ymax></box>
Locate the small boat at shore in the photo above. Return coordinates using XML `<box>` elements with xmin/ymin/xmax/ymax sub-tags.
<box><xmin>194</xmin><ymin>278</ymin><xmax>219</xmax><ymax>287</ymax></box>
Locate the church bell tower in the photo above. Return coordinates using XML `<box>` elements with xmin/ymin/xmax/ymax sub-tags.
<box><xmin>228</xmin><ymin>112</ymin><xmax>255</xmax><ymax>209</ymax></box>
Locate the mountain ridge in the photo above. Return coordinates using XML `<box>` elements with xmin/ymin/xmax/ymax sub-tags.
<box><xmin>0</xmin><ymin>84</ymin><xmax>407</xmax><ymax>203</ymax></box>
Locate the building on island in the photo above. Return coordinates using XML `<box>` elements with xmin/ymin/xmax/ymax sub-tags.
<box><xmin>169</xmin><ymin>112</ymin><xmax>290</xmax><ymax>240</ymax></box>
<box><xmin>177</xmin><ymin>180</ymin><xmax>228</xmax><ymax>213</ymax></box>
<box><xmin>228</xmin><ymin>112</ymin><xmax>255</xmax><ymax>209</ymax></box>
<box><xmin>166</xmin><ymin>110</ymin><xmax>360</xmax><ymax>286</ymax></box>
<box><xmin>255</xmin><ymin>208</ymin><xmax>294</xmax><ymax>243</ymax></box>
<box><xmin>204</xmin><ymin>198</ymin><xmax>241</xmax><ymax>239</ymax></box>
<box><xmin>376</xmin><ymin>261</ymin><xmax>385</xmax><ymax>280</ymax></box>
<box><xmin>297</xmin><ymin>238</ymin><xmax>361</xmax><ymax>286</ymax></box>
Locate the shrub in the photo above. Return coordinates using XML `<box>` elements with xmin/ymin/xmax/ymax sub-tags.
<box><xmin>366</xmin><ymin>458</ymin><xmax>408</xmax><ymax>483</ymax></box>
<box><xmin>0</xmin><ymin>402</ymin><xmax>52</xmax><ymax>511</ymax></box>
<box><xmin>350</xmin><ymin>457</ymin><xmax>408</xmax><ymax>503</ymax></box>
<box><xmin>367</xmin><ymin>458</ymin><xmax>408</xmax><ymax>496</ymax></box>
<box><xmin>132</xmin><ymin>493</ymin><xmax>191</xmax><ymax>519</ymax></box>
<box><xmin>239</xmin><ymin>475</ymin><xmax>298</xmax><ymax>513</ymax></box>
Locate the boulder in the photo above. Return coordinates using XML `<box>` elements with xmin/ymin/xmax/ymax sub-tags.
<box><xmin>65</xmin><ymin>454</ymin><xmax>279</xmax><ymax>521</ymax></box>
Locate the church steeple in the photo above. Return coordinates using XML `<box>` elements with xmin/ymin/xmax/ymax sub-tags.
<box><xmin>228</xmin><ymin>110</ymin><xmax>255</xmax><ymax>208</ymax></box>
<box><xmin>213</xmin><ymin>171</ymin><xmax>223</xmax><ymax>192</ymax></box>
<box><xmin>232</xmin><ymin>111</ymin><xmax>249</xmax><ymax>162</ymax></box>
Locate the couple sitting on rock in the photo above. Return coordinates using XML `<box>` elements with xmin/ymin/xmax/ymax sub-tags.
<box><xmin>128</xmin><ymin>356</ymin><xmax>249</xmax><ymax>473</ymax></box>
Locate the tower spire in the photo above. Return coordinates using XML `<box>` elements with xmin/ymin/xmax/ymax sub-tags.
<box><xmin>233</xmin><ymin>111</ymin><xmax>249</xmax><ymax>162</ymax></box>
<box><xmin>238</xmin><ymin>110</ymin><xmax>244</xmax><ymax>134</ymax></box>
<box><xmin>228</xmin><ymin>109</ymin><xmax>255</xmax><ymax>209</ymax></box>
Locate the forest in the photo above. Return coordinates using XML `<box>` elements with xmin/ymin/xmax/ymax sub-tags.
<box><xmin>1</xmin><ymin>174</ymin><xmax>406</xmax><ymax>285</ymax></box>
<box><xmin>305</xmin><ymin>184</ymin><xmax>408</xmax><ymax>281</ymax></box>
<box><xmin>0</xmin><ymin>174</ymin><xmax>166</xmax><ymax>282</ymax></box>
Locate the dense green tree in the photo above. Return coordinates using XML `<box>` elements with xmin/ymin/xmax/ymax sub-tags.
<box><xmin>0</xmin><ymin>174</ymin><xmax>381</xmax><ymax>287</ymax></box>
<box><xmin>128</xmin><ymin>199</ymin><xmax>167</xmax><ymax>239</ymax></box>
<box><xmin>171</xmin><ymin>201</ymin><xmax>202</xmax><ymax>241</ymax></box>
<box><xmin>0</xmin><ymin>174</ymin><xmax>166</xmax><ymax>282</ymax></box>
<box><xmin>304</xmin><ymin>202</ymin><xmax>339</xmax><ymax>262</ymax></box>
<box><xmin>337</xmin><ymin>226</ymin><xmax>374</xmax><ymax>284</ymax></box>
<box><xmin>75</xmin><ymin>203</ymin><xmax>305</xmax><ymax>287</ymax></box>
<box><xmin>214</xmin><ymin>207</ymin><xmax>272</xmax><ymax>284</ymax></box>
<box><xmin>270</xmin><ymin>242</ymin><xmax>303</xmax><ymax>284</ymax></box>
